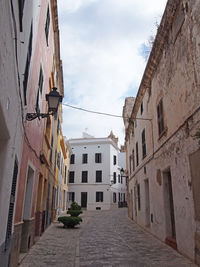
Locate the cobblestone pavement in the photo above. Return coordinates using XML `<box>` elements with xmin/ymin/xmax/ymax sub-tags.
<box><xmin>20</xmin><ymin>209</ymin><xmax>197</xmax><ymax>267</ymax></box>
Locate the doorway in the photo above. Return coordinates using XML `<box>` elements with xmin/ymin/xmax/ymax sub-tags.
<box><xmin>163</xmin><ymin>169</ymin><xmax>176</xmax><ymax>248</ymax></box>
<box><xmin>144</xmin><ymin>179</ymin><xmax>150</xmax><ymax>227</ymax></box>
<box><xmin>81</xmin><ymin>192</ymin><xmax>87</xmax><ymax>208</ymax></box>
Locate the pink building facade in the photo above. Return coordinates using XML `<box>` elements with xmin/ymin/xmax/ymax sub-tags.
<box><xmin>9</xmin><ymin>0</ymin><xmax>62</xmax><ymax>266</ymax></box>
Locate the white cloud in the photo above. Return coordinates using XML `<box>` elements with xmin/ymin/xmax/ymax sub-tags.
<box><xmin>58</xmin><ymin>0</ymin><xmax>167</xmax><ymax>145</ymax></box>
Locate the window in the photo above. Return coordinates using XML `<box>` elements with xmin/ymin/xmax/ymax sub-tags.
<box><xmin>113</xmin><ymin>192</ymin><xmax>116</xmax><ymax>203</ymax></box>
<box><xmin>70</xmin><ymin>154</ymin><xmax>75</xmax><ymax>164</ymax></box>
<box><xmin>157</xmin><ymin>99</ymin><xmax>165</xmax><ymax>136</ymax></box>
<box><xmin>142</xmin><ymin>129</ymin><xmax>146</xmax><ymax>158</ymax></box>
<box><xmin>45</xmin><ymin>5</ymin><xmax>50</xmax><ymax>45</ymax></box>
<box><xmin>5</xmin><ymin>159</ymin><xmax>18</xmax><ymax>248</ymax></box>
<box><xmin>82</xmin><ymin>171</ymin><xmax>88</xmax><ymax>183</ymax></box>
<box><xmin>113</xmin><ymin>172</ymin><xmax>116</xmax><ymax>184</ymax></box>
<box><xmin>69</xmin><ymin>192</ymin><xmax>75</xmax><ymax>202</ymax></box>
<box><xmin>23</xmin><ymin>23</ymin><xmax>33</xmax><ymax>105</ymax></box>
<box><xmin>18</xmin><ymin>0</ymin><xmax>25</xmax><ymax>32</ymax></box>
<box><xmin>113</xmin><ymin>155</ymin><xmax>117</xmax><ymax>165</ymax></box>
<box><xmin>96</xmin><ymin>192</ymin><xmax>103</xmax><ymax>202</ymax></box>
<box><xmin>137</xmin><ymin>184</ymin><xmax>141</xmax><ymax>210</ymax></box>
<box><xmin>69</xmin><ymin>171</ymin><xmax>74</xmax><ymax>183</ymax></box>
<box><xmin>49</xmin><ymin>135</ymin><xmax>53</xmax><ymax>163</ymax></box>
<box><xmin>141</xmin><ymin>102</ymin><xmax>143</xmax><ymax>115</ymax></box>
<box><xmin>132</xmin><ymin>149</ymin><xmax>135</xmax><ymax>172</ymax></box>
<box><xmin>118</xmin><ymin>174</ymin><xmax>120</xmax><ymax>183</ymax></box>
<box><xmin>36</xmin><ymin>66</ymin><xmax>44</xmax><ymax>113</ymax></box>
<box><xmin>118</xmin><ymin>192</ymin><xmax>121</xmax><ymax>202</ymax></box>
<box><xmin>136</xmin><ymin>142</ymin><xmax>139</xmax><ymax>166</ymax></box>
<box><xmin>121</xmin><ymin>176</ymin><xmax>123</xmax><ymax>184</ymax></box>
<box><xmin>95</xmin><ymin>153</ymin><xmax>102</xmax><ymax>163</ymax></box>
<box><xmin>64</xmin><ymin>166</ymin><xmax>67</xmax><ymax>184</ymax></box>
<box><xmin>57</xmin><ymin>119</ymin><xmax>60</xmax><ymax>135</ymax></box>
<box><xmin>57</xmin><ymin>152</ymin><xmax>60</xmax><ymax>169</ymax></box>
<box><xmin>82</xmin><ymin>154</ymin><xmax>88</xmax><ymax>164</ymax></box>
<box><xmin>96</xmin><ymin>170</ymin><xmax>102</xmax><ymax>182</ymax></box>
<box><xmin>54</xmin><ymin>150</ymin><xmax>57</xmax><ymax>172</ymax></box>
<box><xmin>129</xmin><ymin>155</ymin><xmax>132</xmax><ymax>174</ymax></box>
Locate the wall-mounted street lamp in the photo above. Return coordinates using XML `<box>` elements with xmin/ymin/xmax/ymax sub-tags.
<box><xmin>26</xmin><ymin>87</ymin><xmax>63</xmax><ymax>121</ymax></box>
<box><xmin>120</xmin><ymin>168</ymin><xmax>126</xmax><ymax>177</ymax></box>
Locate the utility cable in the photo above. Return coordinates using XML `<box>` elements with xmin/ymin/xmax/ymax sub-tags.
<box><xmin>62</xmin><ymin>103</ymin><xmax>126</xmax><ymax>119</ymax></box>
<box><xmin>62</xmin><ymin>103</ymin><xmax>152</xmax><ymax>121</ymax></box>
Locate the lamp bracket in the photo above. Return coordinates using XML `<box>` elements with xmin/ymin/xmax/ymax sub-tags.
<box><xmin>26</xmin><ymin>112</ymin><xmax>54</xmax><ymax>121</ymax></box>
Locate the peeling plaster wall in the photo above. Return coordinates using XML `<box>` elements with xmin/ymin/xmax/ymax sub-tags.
<box><xmin>125</xmin><ymin>0</ymin><xmax>200</xmax><ymax>261</ymax></box>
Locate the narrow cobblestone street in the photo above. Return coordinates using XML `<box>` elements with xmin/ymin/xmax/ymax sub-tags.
<box><xmin>19</xmin><ymin>209</ymin><xmax>197</xmax><ymax>267</ymax></box>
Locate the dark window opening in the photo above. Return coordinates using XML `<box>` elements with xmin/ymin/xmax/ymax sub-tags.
<box><xmin>113</xmin><ymin>172</ymin><xmax>116</xmax><ymax>184</ymax></box>
<box><xmin>141</xmin><ymin>102</ymin><xmax>143</xmax><ymax>115</ymax></box>
<box><xmin>113</xmin><ymin>192</ymin><xmax>116</xmax><ymax>203</ymax></box>
<box><xmin>45</xmin><ymin>5</ymin><xmax>50</xmax><ymax>45</ymax></box>
<box><xmin>82</xmin><ymin>171</ymin><xmax>88</xmax><ymax>183</ymax></box>
<box><xmin>113</xmin><ymin>155</ymin><xmax>117</xmax><ymax>165</ymax></box>
<box><xmin>69</xmin><ymin>192</ymin><xmax>75</xmax><ymax>202</ymax></box>
<box><xmin>64</xmin><ymin>166</ymin><xmax>67</xmax><ymax>184</ymax></box>
<box><xmin>96</xmin><ymin>170</ymin><xmax>102</xmax><ymax>182</ymax></box>
<box><xmin>132</xmin><ymin>149</ymin><xmax>135</xmax><ymax>172</ymax></box>
<box><xmin>157</xmin><ymin>99</ymin><xmax>165</xmax><ymax>136</ymax></box>
<box><xmin>69</xmin><ymin>171</ymin><xmax>75</xmax><ymax>183</ymax></box>
<box><xmin>70</xmin><ymin>154</ymin><xmax>75</xmax><ymax>164</ymax></box>
<box><xmin>36</xmin><ymin>65</ymin><xmax>44</xmax><ymax>114</ymax></box>
<box><xmin>118</xmin><ymin>174</ymin><xmax>120</xmax><ymax>183</ymax></box>
<box><xmin>23</xmin><ymin>23</ymin><xmax>33</xmax><ymax>105</ymax></box>
<box><xmin>95</xmin><ymin>153</ymin><xmax>102</xmax><ymax>163</ymax></box>
<box><xmin>82</xmin><ymin>154</ymin><xmax>88</xmax><ymax>164</ymax></box>
<box><xmin>96</xmin><ymin>192</ymin><xmax>103</xmax><ymax>202</ymax></box>
<box><xmin>50</xmin><ymin>135</ymin><xmax>53</xmax><ymax>163</ymax></box>
<box><xmin>137</xmin><ymin>184</ymin><xmax>141</xmax><ymax>211</ymax></box>
<box><xmin>142</xmin><ymin>129</ymin><xmax>147</xmax><ymax>158</ymax></box>
<box><xmin>136</xmin><ymin>142</ymin><xmax>139</xmax><ymax>166</ymax></box>
<box><xmin>18</xmin><ymin>0</ymin><xmax>25</xmax><ymax>32</ymax></box>
<box><xmin>5</xmin><ymin>159</ymin><xmax>18</xmax><ymax>248</ymax></box>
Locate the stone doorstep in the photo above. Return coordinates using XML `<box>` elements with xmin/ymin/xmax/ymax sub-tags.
<box><xmin>165</xmin><ymin>237</ymin><xmax>177</xmax><ymax>250</ymax></box>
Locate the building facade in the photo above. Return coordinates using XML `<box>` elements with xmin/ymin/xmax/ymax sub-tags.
<box><xmin>68</xmin><ymin>133</ymin><xmax>127</xmax><ymax>211</ymax></box>
<box><xmin>62</xmin><ymin>139</ymin><xmax>72</xmax><ymax>212</ymax></box>
<box><xmin>8</xmin><ymin>0</ymin><xmax>64</xmax><ymax>266</ymax></box>
<box><xmin>0</xmin><ymin>0</ymin><xmax>26</xmax><ymax>265</ymax></box>
<box><xmin>124</xmin><ymin>0</ymin><xmax>200</xmax><ymax>264</ymax></box>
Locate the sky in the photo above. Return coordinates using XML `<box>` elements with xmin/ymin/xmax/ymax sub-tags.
<box><xmin>57</xmin><ymin>0</ymin><xmax>167</xmax><ymax>145</ymax></box>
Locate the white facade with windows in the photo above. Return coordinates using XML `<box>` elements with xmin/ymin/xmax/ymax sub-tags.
<box><xmin>68</xmin><ymin>135</ymin><xmax>127</xmax><ymax>211</ymax></box>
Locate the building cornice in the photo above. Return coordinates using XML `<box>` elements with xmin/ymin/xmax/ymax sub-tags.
<box><xmin>127</xmin><ymin>0</ymin><xmax>181</xmax><ymax>137</ymax></box>
<box><xmin>69</xmin><ymin>137</ymin><xmax>120</xmax><ymax>150</ymax></box>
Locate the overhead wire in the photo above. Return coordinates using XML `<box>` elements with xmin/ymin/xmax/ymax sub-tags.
<box><xmin>62</xmin><ymin>103</ymin><xmax>127</xmax><ymax>119</ymax></box>
<box><xmin>62</xmin><ymin>103</ymin><xmax>152</xmax><ymax>121</ymax></box>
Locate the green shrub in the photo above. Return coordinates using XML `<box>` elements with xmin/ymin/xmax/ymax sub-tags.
<box><xmin>58</xmin><ymin>216</ymin><xmax>82</xmax><ymax>228</ymax></box>
<box><xmin>70</xmin><ymin>202</ymin><xmax>82</xmax><ymax>210</ymax></box>
<box><xmin>67</xmin><ymin>210</ymin><xmax>82</xmax><ymax>217</ymax></box>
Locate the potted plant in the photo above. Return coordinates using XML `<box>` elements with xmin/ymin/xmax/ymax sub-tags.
<box><xmin>67</xmin><ymin>202</ymin><xmax>82</xmax><ymax>217</ymax></box>
<box><xmin>58</xmin><ymin>216</ymin><xmax>82</xmax><ymax>228</ymax></box>
<box><xmin>58</xmin><ymin>202</ymin><xmax>83</xmax><ymax>228</ymax></box>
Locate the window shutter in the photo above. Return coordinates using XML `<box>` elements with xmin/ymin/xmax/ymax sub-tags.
<box><xmin>5</xmin><ymin>160</ymin><xmax>18</xmax><ymax>248</ymax></box>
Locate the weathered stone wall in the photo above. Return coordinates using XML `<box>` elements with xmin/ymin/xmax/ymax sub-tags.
<box><xmin>124</xmin><ymin>0</ymin><xmax>200</xmax><ymax>262</ymax></box>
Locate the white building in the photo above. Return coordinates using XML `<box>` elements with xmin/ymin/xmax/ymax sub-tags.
<box><xmin>68</xmin><ymin>133</ymin><xmax>127</xmax><ymax>211</ymax></box>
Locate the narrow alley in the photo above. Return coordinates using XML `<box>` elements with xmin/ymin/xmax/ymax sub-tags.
<box><xmin>19</xmin><ymin>209</ymin><xmax>197</xmax><ymax>267</ymax></box>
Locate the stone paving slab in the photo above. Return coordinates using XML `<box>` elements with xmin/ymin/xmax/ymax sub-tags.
<box><xmin>19</xmin><ymin>209</ymin><xmax>197</xmax><ymax>267</ymax></box>
<box><xmin>79</xmin><ymin>209</ymin><xmax>197</xmax><ymax>267</ymax></box>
